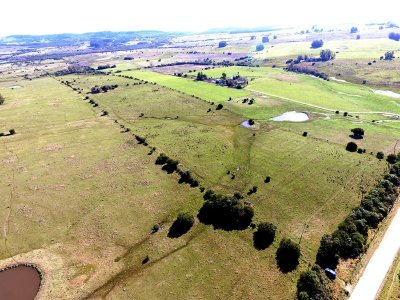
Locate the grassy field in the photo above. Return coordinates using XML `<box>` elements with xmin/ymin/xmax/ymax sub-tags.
<box><xmin>0</xmin><ymin>76</ymin><xmax>203</xmax><ymax>299</ymax></box>
<box><xmin>1</xmin><ymin>28</ymin><xmax>400</xmax><ymax>300</ymax></box>
<box><xmin>115</xmin><ymin>69</ymin><xmax>250</xmax><ymax>103</ymax></box>
<box><xmin>52</xmin><ymin>73</ymin><xmax>386</xmax><ymax>299</ymax></box>
<box><xmin>254</xmin><ymin>38</ymin><xmax>400</xmax><ymax>60</ymax></box>
<box><xmin>246</xmin><ymin>68</ymin><xmax>400</xmax><ymax>113</ymax></box>
<box><xmin>378</xmin><ymin>252</ymin><xmax>400</xmax><ymax>300</ymax></box>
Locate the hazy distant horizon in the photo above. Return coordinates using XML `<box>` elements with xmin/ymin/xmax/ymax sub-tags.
<box><xmin>1</xmin><ymin>0</ymin><xmax>400</xmax><ymax>37</ymax></box>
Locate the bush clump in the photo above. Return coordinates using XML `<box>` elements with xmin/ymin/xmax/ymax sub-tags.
<box><xmin>296</xmin><ymin>266</ymin><xmax>332</xmax><ymax>300</ymax></box>
<box><xmin>168</xmin><ymin>212</ymin><xmax>195</xmax><ymax>238</ymax></box>
<box><xmin>198</xmin><ymin>191</ymin><xmax>254</xmax><ymax>230</ymax></box>
<box><xmin>155</xmin><ymin>153</ymin><xmax>179</xmax><ymax>173</ymax></box>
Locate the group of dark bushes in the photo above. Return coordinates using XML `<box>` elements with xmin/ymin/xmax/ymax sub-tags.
<box><xmin>90</xmin><ymin>84</ymin><xmax>118</xmax><ymax>94</ymax></box>
<box><xmin>96</xmin><ymin>64</ymin><xmax>116</xmax><ymax>70</ymax></box>
<box><xmin>198</xmin><ymin>190</ymin><xmax>254</xmax><ymax>230</ymax></box>
<box><xmin>316</xmin><ymin>153</ymin><xmax>400</xmax><ymax>270</ymax></box>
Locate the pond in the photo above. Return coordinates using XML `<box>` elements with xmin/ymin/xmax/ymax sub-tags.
<box><xmin>0</xmin><ymin>265</ymin><xmax>41</xmax><ymax>300</ymax></box>
<box><xmin>270</xmin><ymin>111</ymin><xmax>309</xmax><ymax>122</ymax></box>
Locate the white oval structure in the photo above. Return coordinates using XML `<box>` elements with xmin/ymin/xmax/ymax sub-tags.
<box><xmin>270</xmin><ymin>111</ymin><xmax>309</xmax><ymax>122</ymax></box>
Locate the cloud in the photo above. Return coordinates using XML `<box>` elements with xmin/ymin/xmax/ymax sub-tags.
<box><xmin>1</xmin><ymin>0</ymin><xmax>399</xmax><ymax>36</ymax></box>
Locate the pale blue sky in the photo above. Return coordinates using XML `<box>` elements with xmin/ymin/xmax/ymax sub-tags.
<box><xmin>1</xmin><ymin>0</ymin><xmax>399</xmax><ymax>36</ymax></box>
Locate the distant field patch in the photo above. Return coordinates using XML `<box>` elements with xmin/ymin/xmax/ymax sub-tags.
<box><xmin>117</xmin><ymin>69</ymin><xmax>249</xmax><ymax>102</ymax></box>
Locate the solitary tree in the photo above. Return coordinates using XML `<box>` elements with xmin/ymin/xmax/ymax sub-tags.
<box><xmin>218</xmin><ymin>41</ymin><xmax>227</xmax><ymax>48</ymax></box>
<box><xmin>256</xmin><ymin>44</ymin><xmax>265</xmax><ymax>51</ymax></box>
<box><xmin>276</xmin><ymin>238</ymin><xmax>301</xmax><ymax>272</ymax></box>
<box><xmin>311</xmin><ymin>39</ymin><xmax>324</xmax><ymax>48</ymax></box>
<box><xmin>253</xmin><ymin>222</ymin><xmax>276</xmax><ymax>250</ymax></box>
<box><xmin>262</xmin><ymin>36</ymin><xmax>269</xmax><ymax>43</ymax></box>
<box><xmin>376</xmin><ymin>152</ymin><xmax>385</xmax><ymax>160</ymax></box>
<box><xmin>350</xmin><ymin>27</ymin><xmax>358</xmax><ymax>34</ymax></box>
<box><xmin>346</xmin><ymin>142</ymin><xmax>358</xmax><ymax>152</ymax></box>
<box><xmin>0</xmin><ymin>94</ymin><xmax>4</xmax><ymax>105</ymax></box>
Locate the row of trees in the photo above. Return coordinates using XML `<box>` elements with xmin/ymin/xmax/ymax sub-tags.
<box><xmin>285</xmin><ymin>65</ymin><xmax>329</xmax><ymax>80</ymax></box>
<box><xmin>316</xmin><ymin>154</ymin><xmax>400</xmax><ymax>269</ymax></box>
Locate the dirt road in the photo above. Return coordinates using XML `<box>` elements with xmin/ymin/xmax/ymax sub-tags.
<box><xmin>349</xmin><ymin>205</ymin><xmax>400</xmax><ymax>300</ymax></box>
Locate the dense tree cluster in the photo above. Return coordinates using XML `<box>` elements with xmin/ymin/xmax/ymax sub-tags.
<box><xmin>276</xmin><ymin>238</ymin><xmax>301</xmax><ymax>273</ymax></box>
<box><xmin>311</xmin><ymin>39</ymin><xmax>324</xmax><ymax>48</ymax></box>
<box><xmin>389</xmin><ymin>32</ymin><xmax>400</xmax><ymax>41</ymax></box>
<box><xmin>196</xmin><ymin>72</ymin><xmax>207</xmax><ymax>81</ymax></box>
<box><xmin>54</xmin><ymin>65</ymin><xmax>98</xmax><ymax>76</ymax></box>
<box><xmin>384</xmin><ymin>51</ymin><xmax>395</xmax><ymax>60</ymax></box>
<box><xmin>198</xmin><ymin>190</ymin><xmax>254</xmax><ymax>230</ymax></box>
<box><xmin>350</xmin><ymin>128</ymin><xmax>365</xmax><ymax>139</ymax></box>
<box><xmin>253</xmin><ymin>222</ymin><xmax>276</xmax><ymax>250</ymax></box>
<box><xmin>168</xmin><ymin>212</ymin><xmax>194</xmax><ymax>238</ymax></box>
<box><xmin>319</xmin><ymin>49</ymin><xmax>336</xmax><ymax>61</ymax></box>
<box><xmin>297</xmin><ymin>266</ymin><xmax>332</xmax><ymax>300</ymax></box>
<box><xmin>316</xmin><ymin>159</ymin><xmax>400</xmax><ymax>269</ymax></box>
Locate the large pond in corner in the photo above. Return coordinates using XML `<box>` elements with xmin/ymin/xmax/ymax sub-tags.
<box><xmin>270</xmin><ymin>111</ymin><xmax>309</xmax><ymax>122</ymax></box>
<box><xmin>0</xmin><ymin>265</ymin><xmax>41</xmax><ymax>300</ymax></box>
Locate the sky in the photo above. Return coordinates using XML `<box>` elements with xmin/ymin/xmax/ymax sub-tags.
<box><xmin>1</xmin><ymin>0</ymin><xmax>400</xmax><ymax>36</ymax></box>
